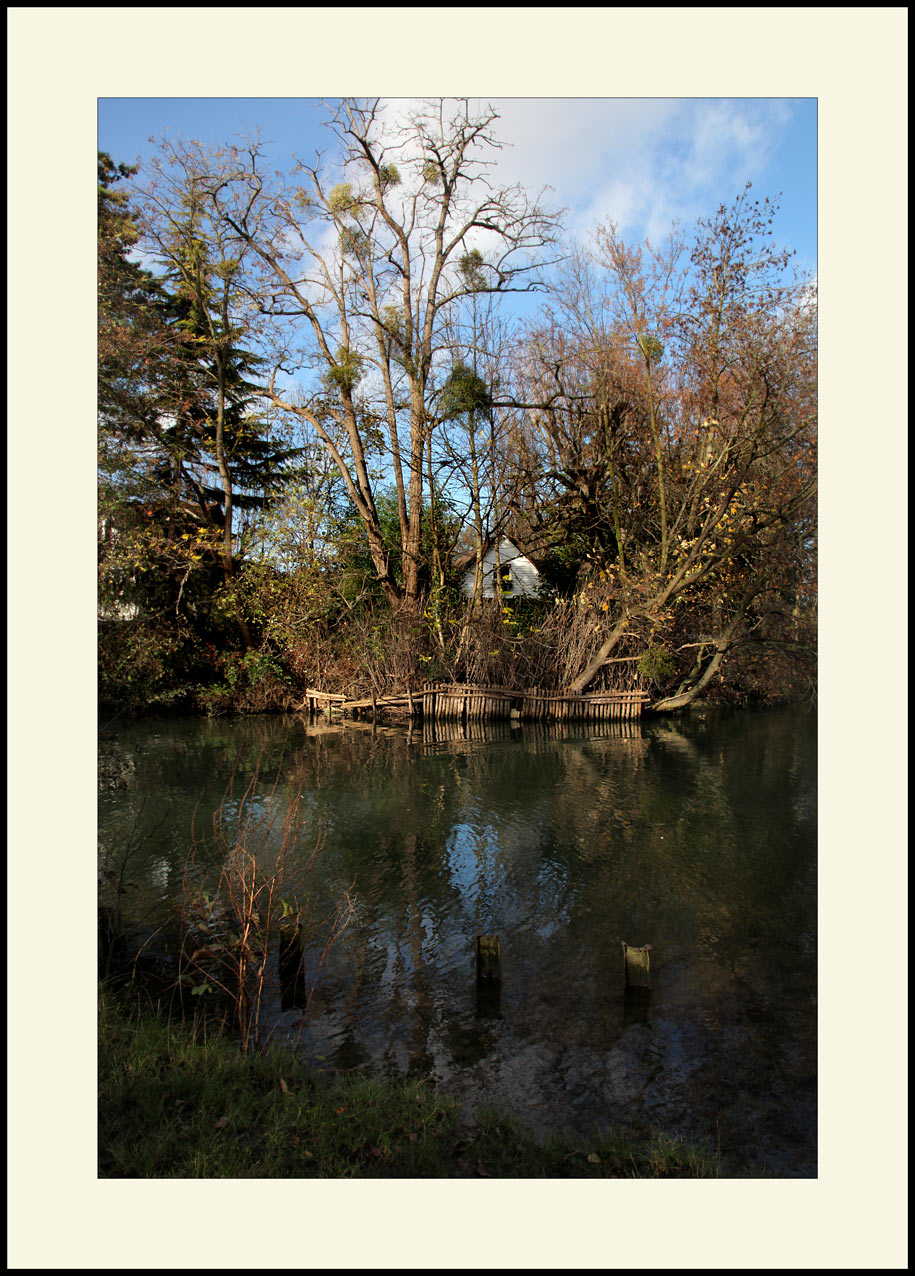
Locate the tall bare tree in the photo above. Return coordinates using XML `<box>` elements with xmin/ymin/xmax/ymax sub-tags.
<box><xmin>210</xmin><ymin>98</ymin><xmax>562</xmax><ymax>612</ymax></box>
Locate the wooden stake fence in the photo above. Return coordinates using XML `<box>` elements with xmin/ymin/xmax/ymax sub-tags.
<box><xmin>302</xmin><ymin>683</ymin><xmax>649</xmax><ymax>722</ymax></box>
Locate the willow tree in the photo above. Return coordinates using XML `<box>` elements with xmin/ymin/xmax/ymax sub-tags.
<box><xmin>592</xmin><ymin>226</ymin><xmax>685</xmax><ymax>577</ymax></box>
<box><xmin>570</xmin><ymin>188</ymin><xmax>816</xmax><ymax>700</ymax></box>
<box><xmin>511</xmin><ymin>189</ymin><xmax>816</xmax><ymax>702</ymax></box>
<box><xmin>212</xmin><ymin>98</ymin><xmax>562</xmax><ymax>612</ymax></box>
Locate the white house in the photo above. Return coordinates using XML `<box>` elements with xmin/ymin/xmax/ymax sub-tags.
<box><xmin>456</xmin><ymin>536</ymin><xmax>542</xmax><ymax>600</ymax></box>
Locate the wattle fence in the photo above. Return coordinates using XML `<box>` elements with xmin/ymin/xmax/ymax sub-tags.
<box><xmin>303</xmin><ymin>682</ymin><xmax>649</xmax><ymax>722</ymax></box>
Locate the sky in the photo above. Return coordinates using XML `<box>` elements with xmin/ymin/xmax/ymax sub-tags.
<box><xmin>97</xmin><ymin>94</ymin><xmax>818</xmax><ymax>525</ymax></box>
<box><xmin>98</xmin><ymin>96</ymin><xmax>817</xmax><ymax>279</ymax></box>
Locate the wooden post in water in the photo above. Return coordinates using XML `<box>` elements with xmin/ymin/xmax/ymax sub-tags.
<box><xmin>279</xmin><ymin>922</ymin><xmax>305</xmax><ymax>1010</ymax></box>
<box><xmin>475</xmin><ymin>934</ymin><xmax>502</xmax><ymax>983</ymax></box>
<box><xmin>475</xmin><ymin>938</ymin><xmax>502</xmax><ymax>1016</ymax></box>
<box><xmin>621</xmin><ymin>941</ymin><xmax>652</xmax><ymax>991</ymax></box>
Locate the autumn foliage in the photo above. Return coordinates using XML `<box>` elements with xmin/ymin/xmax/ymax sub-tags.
<box><xmin>99</xmin><ymin>105</ymin><xmax>816</xmax><ymax>713</ymax></box>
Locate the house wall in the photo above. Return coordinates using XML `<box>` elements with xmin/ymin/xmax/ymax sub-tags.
<box><xmin>460</xmin><ymin>538</ymin><xmax>541</xmax><ymax>599</ymax></box>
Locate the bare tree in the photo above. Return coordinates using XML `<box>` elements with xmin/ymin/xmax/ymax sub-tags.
<box><xmin>508</xmin><ymin>191</ymin><xmax>816</xmax><ymax>701</ymax></box>
<box><xmin>211</xmin><ymin>98</ymin><xmax>562</xmax><ymax>612</ymax></box>
<box><xmin>571</xmin><ymin>192</ymin><xmax>816</xmax><ymax>697</ymax></box>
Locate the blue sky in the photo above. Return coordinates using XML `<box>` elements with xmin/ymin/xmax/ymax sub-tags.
<box><xmin>98</xmin><ymin>96</ymin><xmax>817</xmax><ymax>278</ymax></box>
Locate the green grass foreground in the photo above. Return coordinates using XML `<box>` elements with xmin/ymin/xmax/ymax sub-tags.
<box><xmin>98</xmin><ymin>989</ymin><xmax>720</xmax><ymax>1178</ymax></box>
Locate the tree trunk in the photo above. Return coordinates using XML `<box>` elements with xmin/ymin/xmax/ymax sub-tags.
<box><xmin>568</xmin><ymin>612</ymin><xmax>632</xmax><ymax>693</ymax></box>
<box><xmin>402</xmin><ymin>384</ymin><xmax>426</xmax><ymax>610</ymax></box>
<box><xmin>650</xmin><ymin>614</ymin><xmax>742</xmax><ymax>711</ymax></box>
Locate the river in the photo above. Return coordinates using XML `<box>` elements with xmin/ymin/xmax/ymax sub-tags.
<box><xmin>98</xmin><ymin>705</ymin><xmax>816</xmax><ymax>1176</ymax></box>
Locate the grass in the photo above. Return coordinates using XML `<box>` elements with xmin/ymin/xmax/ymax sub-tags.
<box><xmin>465</xmin><ymin>1108</ymin><xmax>720</xmax><ymax>1179</ymax></box>
<box><xmin>99</xmin><ymin>987</ymin><xmax>722</xmax><ymax>1178</ymax></box>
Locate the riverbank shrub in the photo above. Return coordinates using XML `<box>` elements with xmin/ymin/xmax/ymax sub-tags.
<box><xmin>177</xmin><ymin>761</ymin><xmax>354</xmax><ymax>1053</ymax></box>
<box><xmin>99</xmin><ymin>581</ymin><xmax>808</xmax><ymax>717</ymax></box>
<box><xmin>98</xmin><ymin>618</ymin><xmax>204</xmax><ymax>712</ymax></box>
<box><xmin>196</xmin><ymin>648</ymin><xmax>297</xmax><ymax>716</ymax></box>
<box><xmin>638</xmin><ymin>644</ymin><xmax>677</xmax><ymax>686</ymax></box>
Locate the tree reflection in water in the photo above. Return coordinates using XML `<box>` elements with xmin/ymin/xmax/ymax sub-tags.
<box><xmin>99</xmin><ymin>707</ymin><xmax>816</xmax><ymax>1175</ymax></box>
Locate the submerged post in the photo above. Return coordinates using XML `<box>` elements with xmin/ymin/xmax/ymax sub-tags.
<box><xmin>279</xmin><ymin>922</ymin><xmax>305</xmax><ymax>1010</ymax></box>
<box><xmin>475</xmin><ymin>934</ymin><xmax>502</xmax><ymax>983</ymax></box>
<box><xmin>621</xmin><ymin>941</ymin><xmax>652</xmax><ymax>991</ymax></box>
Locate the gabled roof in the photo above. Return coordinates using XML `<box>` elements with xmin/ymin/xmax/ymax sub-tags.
<box><xmin>453</xmin><ymin>535</ymin><xmax>539</xmax><ymax>574</ymax></box>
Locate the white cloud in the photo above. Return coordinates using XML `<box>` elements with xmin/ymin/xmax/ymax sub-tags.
<box><xmin>417</xmin><ymin>97</ymin><xmax>804</xmax><ymax>250</ymax></box>
<box><xmin>319</xmin><ymin>97</ymin><xmax>802</xmax><ymax>270</ymax></box>
<box><xmin>255</xmin><ymin>95</ymin><xmax>806</xmax><ymax>379</ymax></box>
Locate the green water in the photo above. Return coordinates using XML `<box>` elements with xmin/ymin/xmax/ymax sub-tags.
<box><xmin>99</xmin><ymin>707</ymin><xmax>816</xmax><ymax>1176</ymax></box>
